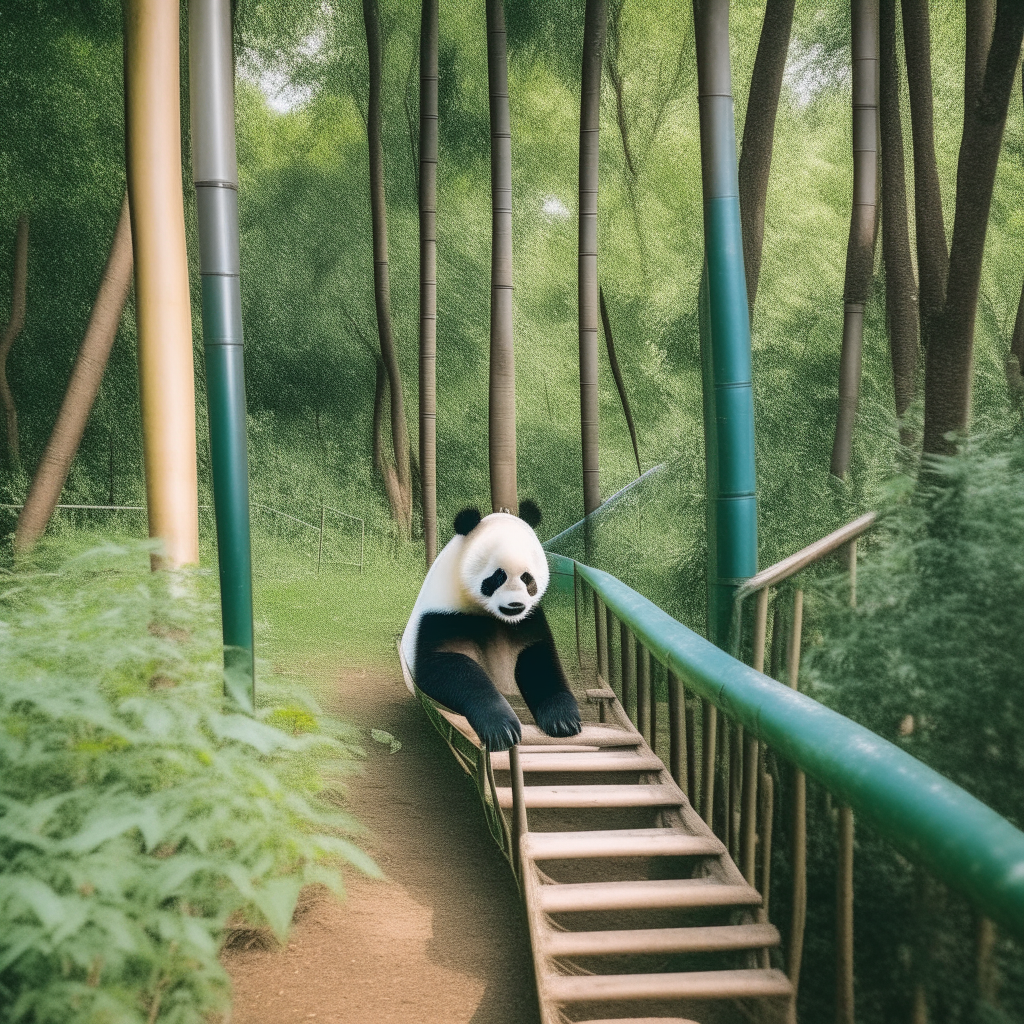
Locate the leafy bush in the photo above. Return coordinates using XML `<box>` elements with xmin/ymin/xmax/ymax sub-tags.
<box><xmin>805</xmin><ymin>435</ymin><xmax>1024</xmax><ymax>825</ymax></box>
<box><xmin>0</xmin><ymin>543</ymin><xmax>376</xmax><ymax>1024</ymax></box>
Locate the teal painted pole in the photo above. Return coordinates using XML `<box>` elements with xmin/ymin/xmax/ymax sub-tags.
<box><xmin>693</xmin><ymin>0</ymin><xmax>758</xmax><ymax>647</ymax></box>
<box><xmin>189</xmin><ymin>0</ymin><xmax>255</xmax><ymax>704</ymax></box>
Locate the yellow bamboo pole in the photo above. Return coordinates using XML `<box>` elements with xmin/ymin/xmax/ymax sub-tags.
<box><xmin>123</xmin><ymin>0</ymin><xmax>199</xmax><ymax>568</ymax></box>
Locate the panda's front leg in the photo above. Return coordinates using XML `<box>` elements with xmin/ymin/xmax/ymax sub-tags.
<box><xmin>416</xmin><ymin>651</ymin><xmax>522</xmax><ymax>751</ymax></box>
<box><xmin>515</xmin><ymin>639</ymin><xmax>582</xmax><ymax>738</ymax></box>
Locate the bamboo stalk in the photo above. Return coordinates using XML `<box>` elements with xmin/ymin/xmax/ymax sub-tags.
<box><xmin>15</xmin><ymin>197</ymin><xmax>132</xmax><ymax>552</ymax></box>
<box><xmin>486</xmin><ymin>0</ymin><xmax>517</xmax><ymax>513</ymax></box>
<box><xmin>419</xmin><ymin>0</ymin><xmax>439</xmax><ymax>565</ymax></box>
<box><xmin>124</xmin><ymin>0</ymin><xmax>199</xmax><ymax>569</ymax></box>
<box><xmin>578</xmin><ymin>0</ymin><xmax>606</xmax><ymax>515</ymax></box>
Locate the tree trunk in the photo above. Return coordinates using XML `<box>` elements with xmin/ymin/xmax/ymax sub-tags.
<box><xmin>737</xmin><ymin>0</ymin><xmax>796</xmax><ymax>315</ymax></box>
<box><xmin>0</xmin><ymin>214</ymin><xmax>28</xmax><ymax>472</ymax></box>
<box><xmin>15</xmin><ymin>195</ymin><xmax>132</xmax><ymax>552</ymax></box>
<box><xmin>419</xmin><ymin>0</ymin><xmax>438</xmax><ymax>566</ymax></box>
<box><xmin>579</xmin><ymin>0</ymin><xmax>606</xmax><ymax>517</ymax></box>
<box><xmin>372</xmin><ymin>356</ymin><xmax>385</xmax><ymax>472</ymax></box>
<box><xmin>486</xmin><ymin>0</ymin><xmax>517</xmax><ymax>514</ymax></box>
<box><xmin>964</xmin><ymin>0</ymin><xmax>996</xmax><ymax>130</ymax></box>
<box><xmin>901</xmin><ymin>0</ymin><xmax>948</xmax><ymax>350</ymax></box>
<box><xmin>600</xmin><ymin>286</ymin><xmax>641</xmax><ymax>478</ymax></box>
<box><xmin>879</xmin><ymin>0</ymin><xmax>919</xmax><ymax>446</ymax></box>
<box><xmin>923</xmin><ymin>1</ymin><xmax>1024</xmax><ymax>454</ymax></box>
<box><xmin>363</xmin><ymin>0</ymin><xmax>412</xmax><ymax>537</ymax></box>
<box><xmin>830</xmin><ymin>0</ymin><xmax>879</xmax><ymax>479</ymax></box>
<box><xmin>1011</xmin><ymin>77</ymin><xmax>1024</xmax><ymax>393</ymax></box>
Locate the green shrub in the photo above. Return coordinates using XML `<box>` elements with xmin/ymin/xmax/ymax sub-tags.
<box><xmin>0</xmin><ymin>543</ymin><xmax>376</xmax><ymax>1024</ymax></box>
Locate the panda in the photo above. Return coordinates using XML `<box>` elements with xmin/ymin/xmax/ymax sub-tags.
<box><xmin>400</xmin><ymin>501</ymin><xmax>582</xmax><ymax>752</ymax></box>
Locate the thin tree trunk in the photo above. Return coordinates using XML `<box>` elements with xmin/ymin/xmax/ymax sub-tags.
<box><xmin>831</xmin><ymin>0</ymin><xmax>879</xmax><ymax>479</ymax></box>
<box><xmin>923</xmin><ymin>2</ymin><xmax>1024</xmax><ymax>454</ymax></box>
<box><xmin>363</xmin><ymin>0</ymin><xmax>412</xmax><ymax>537</ymax></box>
<box><xmin>15</xmin><ymin>194</ymin><xmax>133</xmax><ymax>552</ymax></box>
<box><xmin>901</xmin><ymin>0</ymin><xmax>948</xmax><ymax>350</ymax></box>
<box><xmin>419</xmin><ymin>0</ymin><xmax>438</xmax><ymax>566</ymax></box>
<box><xmin>486</xmin><ymin>0</ymin><xmax>517</xmax><ymax>514</ymax></box>
<box><xmin>372</xmin><ymin>357</ymin><xmax>385</xmax><ymax>472</ymax></box>
<box><xmin>579</xmin><ymin>0</ymin><xmax>606</xmax><ymax>517</ymax></box>
<box><xmin>737</xmin><ymin>0</ymin><xmax>796</xmax><ymax>315</ymax></box>
<box><xmin>600</xmin><ymin>286</ymin><xmax>641</xmax><ymax>478</ymax></box>
<box><xmin>0</xmin><ymin>214</ymin><xmax>28</xmax><ymax>471</ymax></box>
<box><xmin>1011</xmin><ymin>72</ymin><xmax>1024</xmax><ymax>394</ymax></box>
<box><xmin>964</xmin><ymin>0</ymin><xmax>996</xmax><ymax>130</ymax></box>
<box><xmin>879</xmin><ymin>0</ymin><xmax>919</xmax><ymax>446</ymax></box>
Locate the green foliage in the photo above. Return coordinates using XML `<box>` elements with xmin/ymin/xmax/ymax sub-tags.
<box><xmin>0</xmin><ymin>543</ymin><xmax>376</xmax><ymax>1024</ymax></box>
<box><xmin>805</xmin><ymin>435</ymin><xmax>1024</xmax><ymax>825</ymax></box>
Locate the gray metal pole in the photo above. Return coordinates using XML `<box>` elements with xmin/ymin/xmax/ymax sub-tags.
<box><xmin>189</xmin><ymin>0</ymin><xmax>256</xmax><ymax>704</ymax></box>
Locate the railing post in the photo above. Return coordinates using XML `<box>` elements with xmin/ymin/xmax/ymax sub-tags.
<box><xmin>787</xmin><ymin>587</ymin><xmax>807</xmax><ymax>1001</ymax></box>
<box><xmin>509</xmin><ymin>743</ymin><xmax>528</xmax><ymax>879</ymax></box>
<box><xmin>595</xmin><ymin>592</ymin><xmax>608</xmax><ymax>683</ymax></box>
<box><xmin>668</xmin><ymin>669</ymin><xmax>686</xmax><ymax>792</ymax></box>
<box><xmin>701</xmin><ymin>701</ymin><xmax>717</xmax><ymax>827</ymax></box>
<box><xmin>836</xmin><ymin>805</ymin><xmax>855</xmax><ymax>1024</ymax></box>
<box><xmin>636</xmin><ymin>641</ymin><xmax>649</xmax><ymax>743</ymax></box>
<box><xmin>621</xmin><ymin>622</ymin><xmax>636</xmax><ymax>724</ymax></box>
<box><xmin>848</xmin><ymin>537</ymin><xmax>858</xmax><ymax>608</ymax></box>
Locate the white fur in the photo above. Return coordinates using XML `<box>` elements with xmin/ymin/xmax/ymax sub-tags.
<box><xmin>400</xmin><ymin>512</ymin><xmax>549</xmax><ymax>694</ymax></box>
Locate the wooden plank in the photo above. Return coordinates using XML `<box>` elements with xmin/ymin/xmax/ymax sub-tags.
<box><xmin>517</xmin><ymin>744</ymin><xmax>602</xmax><ymax>754</ymax></box>
<box><xmin>496</xmin><ymin>784</ymin><xmax>683</xmax><ymax>810</ymax></box>
<box><xmin>522</xmin><ymin>827</ymin><xmax>723</xmax><ymax>860</ymax></box>
<box><xmin>520</xmin><ymin>724</ymin><xmax>639</xmax><ymax>747</ymax></box>
<box><xmin>538</xmin><ymin>877</ymin><xmax>761</xmax><ymax>913</ymax></box>
<box><xmin>545</xmin><ymin>968</ymin><xmax>794</xmax><ymax>1003</ymax></box>
<box><xmin>576</xmin><ymin>1019</ymin><xmax>700</xmax><ymax>1024</ymax></box>
<box><xmin>490</xmin><ymin>750</ymin><xmax>663</xmax><ymax>772</ymax></box>
<box><xmin>542</xmin><ymin>922</ymin><xmax>781</xmax><ymax>957</ymax></box>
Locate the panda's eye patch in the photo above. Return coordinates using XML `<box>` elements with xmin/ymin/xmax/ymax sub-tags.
<box><xmin>522</xmin><ymin>572</ymin><xmax>537</xmax><ymax>596</ymax></box>
<box><xmin>481</xmin><ymin>568</ymin><xmax>507</xmax><ymax>597</ymax></box>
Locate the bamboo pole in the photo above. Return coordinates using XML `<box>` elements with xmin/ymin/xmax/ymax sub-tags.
<box><xmin>486</xmin><ymin>0</ymin><xmax>517</xmax><ymax>514</ymax></box>
<box><xmin>693</xmin><ymin>0</ymin><xmax>759</xmax><ymax>645</ymax></box>
<box><xmin>15</xmin><ymin>196</ymin><xmax>132</xmax><ymax>552</ymax></box>
<box><xmin>419</xmin><ymin>0</ymin><xmax>439</xmax><ymax>566</ymax></box>
<box><xmin>579</xmin><ymin>0</ymin><xmax>606</xmax><ymax>517</ymax></box>
<box><xmin>190</xmin><ymin>0</ymin><xmax>256</xmax><ymax>697</ymax></box>
<box><xmin>123</xmin><ymin>0</ymin><xmax>199</xmax><ymax>569</ymax></box>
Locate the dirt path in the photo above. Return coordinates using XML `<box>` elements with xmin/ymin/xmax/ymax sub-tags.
<box><xmin>223</xmin><ymin>662</ymin><xmax>541</xmax><ymax>1024</ymax></box>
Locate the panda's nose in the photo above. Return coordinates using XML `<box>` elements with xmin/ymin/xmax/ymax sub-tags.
<box><xmin>503</xmin><ymin>601</ymin><xmax>525</xmax><ymax>613</ymax></box>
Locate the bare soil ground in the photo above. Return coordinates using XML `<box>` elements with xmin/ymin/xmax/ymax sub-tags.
<box><xmin>222</xmin><ymin>662</ymin><xmax>541</xmax><ymax>1024</ymax></box>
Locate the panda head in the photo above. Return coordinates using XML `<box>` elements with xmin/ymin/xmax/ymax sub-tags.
<box><xmin>454</xmin><ymin>501</ymin><xmax>548</xmax><ymax>623</ymax></box>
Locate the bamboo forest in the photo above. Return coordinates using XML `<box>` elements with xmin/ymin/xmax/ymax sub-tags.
<box><xmin>2</xmin><ymin>1</ymin><xmax>1023</xmax><ymax>1022</ymax></box>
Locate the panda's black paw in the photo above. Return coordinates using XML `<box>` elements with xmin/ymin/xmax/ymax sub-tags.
<box><xmin>534</xmin><ymin>692</ymin><xmax>583</xmax><ymax>738</ymax></box>
<box><xmin>471</xmin><ymin>706</ymin><xmax>523</xmax><ymax>752</ymax></box>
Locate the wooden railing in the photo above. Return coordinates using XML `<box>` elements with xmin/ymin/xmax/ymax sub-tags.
<box><xmin>549</xmin><ymin>540</ymin><xmax>1024</xmax><ymax>1022</ymax></box>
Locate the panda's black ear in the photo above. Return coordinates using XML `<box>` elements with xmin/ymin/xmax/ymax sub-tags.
<box><xmin>519</xmin><ymin>499</ymin><xmax>542</xmax><ymax>529</ymax></box>
<box><xmin>454</xmin><ymin>507</ymin><xmax>482</xmax><ymax>535</ymax></box>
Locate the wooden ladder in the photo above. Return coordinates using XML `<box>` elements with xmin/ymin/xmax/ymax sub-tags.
<box><xmin>494</xmin><ymin>695</ymin><xmax>794</xmax><ymax>1024</ymax></box>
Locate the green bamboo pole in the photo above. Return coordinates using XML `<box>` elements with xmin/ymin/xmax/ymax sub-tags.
<box><xmin>693</xmin><ymin>0</ymin><xmax>758</xmax><ymax>646</ymax></box>
<box><xmin>189</xmin><ymin>0</ymin><xmax>255</xmax><ymax>701</ymax></box>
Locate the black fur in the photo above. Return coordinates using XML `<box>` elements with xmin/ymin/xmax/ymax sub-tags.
<box><xmin>480</xmin><ymin>567</ymin><xmax>507</xmax><ymax>597</ymax></box>
<box><xmin>454</xmin><ymin>507</ymin><xmax>482</xmax><ymax>535</ymax></box>
<box><xmin>519</xmin><ymin>499</ymin><xmax>542</xmax><ymax>528</ymax></box>
<box><xmin>414</xmin><ymin>608</ymin><xmax>581</xmax><ymax>751</ymax></box>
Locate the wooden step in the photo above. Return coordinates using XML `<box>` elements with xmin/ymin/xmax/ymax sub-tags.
<box><xmin>542</xmin><ymin>922</ymin><xmax>781</xmax><ymax>957</ymax></box>
<box><xmin>545</xmin><ymin>967</ymin><xmax>794</xmax><ymax>1003</ymax></box>
<box><xmin>519</xmin><ymin>725</ymin><xmax>639</xmax><ymax>747</ymax></box>
<box><xmin>496</xmin><ymin>784</ymin><xmax>683</xmax><ymax>810</ymax></box>
<box><xmin>490</xmin><ymin>750</ymin><xmax>663</xmax><ymax>772</ymax></box>
<box><xmin>538</xmin><ymin>877</ymin><xmax>762</xmax><ymax>913</ymax></box>
<box><xmin>518</xmin><ymin>744</ymin><xmax>602</xmax><ymax>753</ymax></box>
<box><xmin>577</xmin><ymin>1019</ymin><xmax>700</xmax><ymax>1024</ymax></box>
<box><xmin>523</xmin><ymin>828</ymin><xmax>723</xmax><ymax>860</ymax></box>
